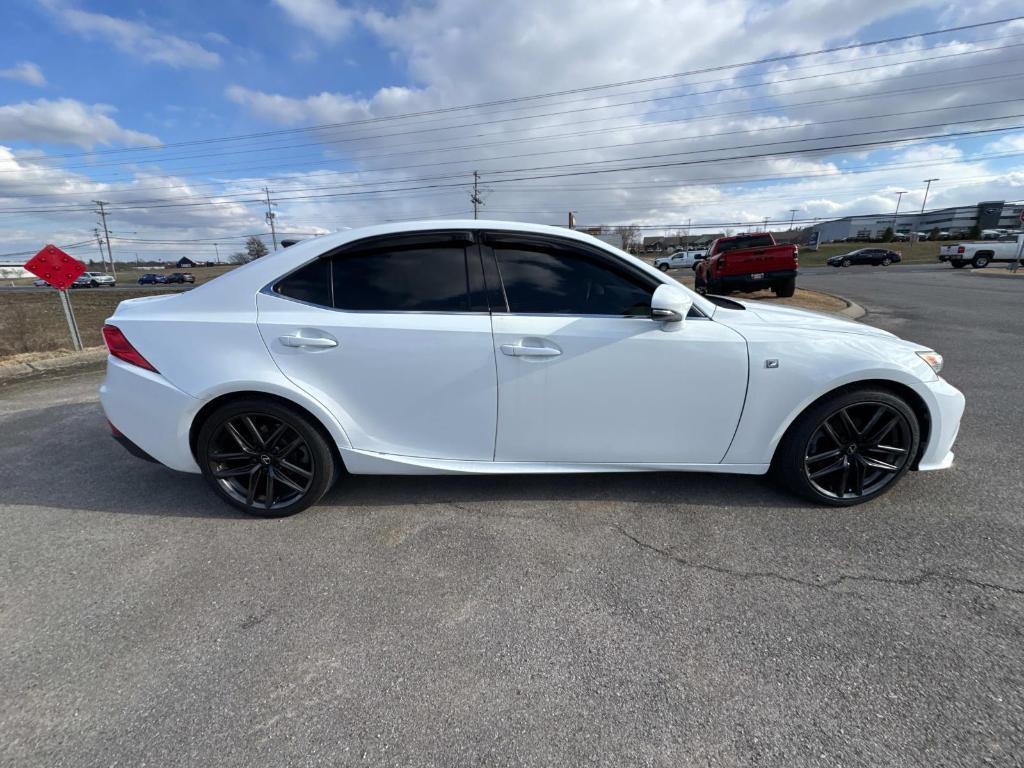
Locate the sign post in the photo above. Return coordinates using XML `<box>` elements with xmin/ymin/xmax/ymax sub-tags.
<box><xmin>24</xmin><ymin>244</ymin><xmax>88</xmax><ymax>351</ymax></box>
<box><xmin>57</xmin><ymin>289</ymin><xmax>83</xmax><ymax>351</ymax></box>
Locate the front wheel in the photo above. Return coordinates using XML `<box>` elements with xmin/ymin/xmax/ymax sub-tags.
<box><xmin>881</xmin><ymin>258</ymin><xmax>891</xmax><ymax>266</ymax></box>
<box><xmin>196</xmin><ymin>399</ymin><xmax>337</xmax><ymax>517</ymax></box>
<box><xmin>951</xmin><ymin>261</ymin><xmax>966</xmax><ymax>269</ymax></box>
<box><xmin>842</xmin><ymin>259</ymin><xmax>852</xmax><ymax>267</ymax></box>
<box><xmin>774</xmin><ymin>388</ymin><xmax>919</xmax><ymax>506</ymax></box>
<box><xmin>89</xmin><ymin>280</ymin><xmax>99</xmax><ymax>287</ymax></box>
<box><xmin>657</xmin><ymin>263</ymin><xmax>669</xmax><ymax>272</ymax></box>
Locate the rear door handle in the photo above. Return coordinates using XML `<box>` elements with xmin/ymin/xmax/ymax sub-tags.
<box><xmin>279</xmin><ymin>334</ymin><xmax>337</xmax><ymax>348</ymax></box>
<box><xmin>500</xmin><ymin>343</ymin><xmax>561</xmax><ymax>357</ymax></box>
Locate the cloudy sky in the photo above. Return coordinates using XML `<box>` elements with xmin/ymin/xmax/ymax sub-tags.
<box><xmin>1</xmin><ymin>0</ymin><xmax>1023</xmax><ymax>262</ymax></box>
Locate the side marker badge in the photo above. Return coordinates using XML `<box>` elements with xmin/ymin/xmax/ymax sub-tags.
<box><xmin>765</xmin><ymin>359</ymin><xmax>779</xmax><ymax>369</ymax></box>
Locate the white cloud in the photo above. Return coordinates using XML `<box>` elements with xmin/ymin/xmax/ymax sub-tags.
<box><xmin>42</xmin><ymin>2</ymin><xmax>220</xmax><ymax>69</ymax></box>
<box><xmin>0</xmin><ymin>99</ymin><xmax>160</xmax><ymax>149</ymax></box>
<box><xmin>0</xmin><ymin>62</ymin><xmax>46</xmax><ymax>87</ymax></box>
<box><xmin>272</xmin><ymin>0</ymin><xmax>356</xmax><ymax>41</ymax></box>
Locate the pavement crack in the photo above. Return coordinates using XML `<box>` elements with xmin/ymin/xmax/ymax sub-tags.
<box><xmin>611</xmin><ymin>524</ymin><xmax>1024</xmax><ymax>597</ymax></box>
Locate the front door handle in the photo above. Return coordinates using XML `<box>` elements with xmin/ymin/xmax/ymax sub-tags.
<box><xmin>500</xmin><ymin>343</ymin><xmax>561</xmax><ymax>357</ymax></box>
<box><xmin>279</xmin><ymin>334</ymin><xmax>337</xmax><ymax>348</ymax></box>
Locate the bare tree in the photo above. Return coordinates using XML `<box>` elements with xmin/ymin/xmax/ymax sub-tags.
<box><xmin>614</xmin><ymin>225</ymin><xmax>641</xmax><ymax>253</ymax></box>
<box><xmin>228</xmin><ymin>251</ymin><xmax>249</xmax><ymax>265</ymax></box>
<box><xmin>245</xmin><ymin>236</ymin><xmax>269</xmax><ymax>260</ymax></box>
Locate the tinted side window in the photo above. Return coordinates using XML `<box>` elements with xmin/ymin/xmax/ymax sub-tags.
<box><xmin>333</xmin><ymin>246</ymin><xmax>470</xmax><ymax>312</ymax></box>
<box><xmin>494</xmin><ymin>246</ymin><xmax>652</xmax><ymax>316</ymax></box>
<box><xmin>274</xmin><ymin>257</ymin><xmax>332</xmax><ymax>307</ymax></box>
<box><xmin>718</xmin><ymin>235</ymin><xmax>773</xmax><ymax>253</ymax></box>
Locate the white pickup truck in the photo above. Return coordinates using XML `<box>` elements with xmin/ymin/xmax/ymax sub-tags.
<box><xmin>654</xmin><ymin>249</ymin><xmax>707</xmax><ymax>271</ymax></box>
<box><xmin>940</xmin><ymin>240</ymin><xmax>1022</xmax><ymax>268</ymax></box>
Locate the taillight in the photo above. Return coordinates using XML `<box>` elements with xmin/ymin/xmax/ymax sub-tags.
<box><xmin>957</xmin><ymin>246</ymin><xmax>965</xmax><ymax>254</ymax></box>
<box><xmin>102</xmin><ymin>324</ymin><xmax>158</xmax><ymax>372</ymax></box>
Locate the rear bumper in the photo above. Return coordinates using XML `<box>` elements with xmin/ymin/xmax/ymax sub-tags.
<box><xmin>99</xmin><ymin>357</ymin><xmax>202</xmax><ymax>473</ymax></box>
<box><xmin>717</xmin><ymin>269</ymin><xmax>798</xmax><ymax>290</ymax></box>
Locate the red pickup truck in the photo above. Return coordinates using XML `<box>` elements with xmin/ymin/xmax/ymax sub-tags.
<box><xmin>694</xmin><ymin>233</ymin><xmax>799</xmax><ymax>297</ymax></box>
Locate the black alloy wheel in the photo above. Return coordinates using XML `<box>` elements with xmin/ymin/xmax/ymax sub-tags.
<box><xmin>775</xmin><ymin>388</ymin><xmax>920</xmax><ymax>506</ymax></box>
<box><xmin>842</xmin><ymin>259</ymin><xmax>852</xmax><ymax>267</ymax></box>
<box><xmin>881</xmin><ymin>257</ymin><xmax>891</xmax><ymax>266</ymax></box>
<box><xmin>197</xmin><ymin>399</ymin><xmax>336</xmax><ymax>517</ymax></box>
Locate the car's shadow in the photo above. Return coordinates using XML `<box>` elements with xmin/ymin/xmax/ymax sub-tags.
<box><xmin>0</xmin><ymin>402</ymin><xmax>813</xmax><ymax>519</ymax></box>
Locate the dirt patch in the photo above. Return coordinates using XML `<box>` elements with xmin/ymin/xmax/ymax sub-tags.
<box><xmin>0</xmin><ymin>288</ymin><xmax>182</xmax><ymax>357</ymax></box>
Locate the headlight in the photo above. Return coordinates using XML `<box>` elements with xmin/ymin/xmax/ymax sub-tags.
<box><xmin>916</xmin><ymin>350</ymin><xmax>944</xmax><ymax>374</ymax></box>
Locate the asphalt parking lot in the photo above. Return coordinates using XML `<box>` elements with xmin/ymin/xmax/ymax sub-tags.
<box><xmin>1</xmin><ymin>263</ymin><xmax>1022</xmax><ymax>767</ymax></box>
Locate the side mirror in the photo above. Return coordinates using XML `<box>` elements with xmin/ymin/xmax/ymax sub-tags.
<box><xmin>650</xmin><ymin>283</ymin><xmax>692</xmax><ymax>327</ymax></box>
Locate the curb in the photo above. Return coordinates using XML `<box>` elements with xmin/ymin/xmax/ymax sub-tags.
<box><xmin>0</xmin><ymin>348</ymin><xmax>106</xmax><ymax>387</ymax></box>
<box><xmin>836</xmin><ymin>296</ymin><xmax>867</xmax><ymax>320</ymax></box>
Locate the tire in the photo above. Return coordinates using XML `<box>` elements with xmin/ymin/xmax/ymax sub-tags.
<box><xmin>972</xmin><ymin>254</ymin><xmax>990</xmax><ymax>268</ymax></box>
<box><xmin>772</xmin><ymin>277</ymin><xmax>796</xmax><ymax>298</ymax></box>
<box><xmin>842</xmin><ymin>259</ymin><xmax>852</xmax><ymax>267</ymax></box>
<box><xmin>694</xmin><ymin>271</ymin><xmax>709</xmax><ymax>295</ymax></box>
<box><xmin>773</xmin><ymin>387</ymin><xmax>920</xmax><ymax>507</ymax></box>
<box><xmin>89</xmin><ymin>280</ymin><xmax>98</xmax><ymax>288</ymax></box>
<box><xmin>196</xmin><ymin>398</ymin><xmax>337</xmax><ymax>517</ymax></box>
<box><xmin>881</xmin><ymin>258</ymin><xmax>891</xmax><ymax>266</ymax></box>
<box><xmin>658</xmin><ymin>263</ymin><xmax>669</xmax><ymax>272</ymax></box>
<box><xmin>951</xmin><ymin>261</ymin><xmax>966</xmax><ymax>269</ymax></box>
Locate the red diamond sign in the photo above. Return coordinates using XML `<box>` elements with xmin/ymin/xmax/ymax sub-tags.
<box><xmin>24</xmin><ymin>244</ymin><xmax>86</xmax><ymax>291</ymax></box>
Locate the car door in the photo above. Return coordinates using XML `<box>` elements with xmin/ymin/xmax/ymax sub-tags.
<box><xmin>256</xmin><ymin>231</ymin><xmax>498</xmax><ymax>461</ymax></box>
<box><xmin>484</xmin><ymin>232</ymin><xmax>748</xmax><ymax>464</ymax></box>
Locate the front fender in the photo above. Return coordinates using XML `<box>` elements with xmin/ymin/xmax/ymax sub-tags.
<box><xmin>723</xmin><ymin>335</ymin><xmax>942</xmax><ymax>465</ymax></box>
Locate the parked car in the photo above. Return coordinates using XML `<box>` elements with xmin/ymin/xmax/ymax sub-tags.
<box><xmin>32</xmin><ymin>278</ymin><xmax>49</xmax><ymax>287</ymax></box>
<box><xmin>138</xmin><ymin>273</ymin><xmax>168</xmax><ymax>285</ymax></box>
<box><xmin>694</xmin><ymin>232</ymin><xmax>799</xmax><ymax>297</ymax></box>
<box><xmin>654</xmin><ymin>249</ymin><xmax>706</xmax><ymax>271</ymax></box>
<box><xmin>939</xmin><ymin>241</ymin><xmax>1022</xmax><ymax>268</ymax></box>
<box><xmin>165</xmin><ymin>272</ymin><xmax>196</xmax><ymax>284</ymax></box>
<box><xmin>100</xmin><ymin>220</ymin><xmax>963</xmax><ymax>517</ymax></box>
<box><xmin>70</xmin><ymin>271</ymin><xmax>116</xmax><ymax>288</ymax></box>
<box><xmin>827</xmin><ymin>248</ymin><xmax>902</xmax><ymax>267</ymax></box>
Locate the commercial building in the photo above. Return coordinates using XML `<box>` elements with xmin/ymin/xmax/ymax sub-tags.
<box><xmin>811</xmin><ymin>200</ymin><xmax>1024</xmax><ymax>242</ymax></box>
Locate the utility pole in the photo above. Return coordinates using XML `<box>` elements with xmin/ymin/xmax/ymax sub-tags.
<box><xmin>762</xmin><ymin>216</ymin><xmax>769</xmax><ymax>231</ymax></box>
<box><xmin>93</xmin><ymin>200</ymin><xmax>117</xmax><ymax>278</ymax></box>
<box><xmin>471</xmin><ymin>170</ymin><xmax>483</xmax><ymax>219</ymax></box>
<box><xmin>789</xmin><ymin>209</ymin><xmax>799</xmax><ymax>231</ymax></box>
<box><xmin>214</xmin><ymin>243</ymin><xmax>220</xmax><ymax>264</ymax></box>
<box><xmin>921</xmin><ymin>178</ymin><xmax>939</xmax><ymax>213</ymax></box>
<box><xmin>892</xmin><ymin>191</ymin><xmax>908</xmax><ymax>232</ymax></box>
<box><xmin>93</xmin><ymin>228</ymin><xmax>106</xmax><ymax>270</ymax></box>
<box><xmin>263</xmin><ymin>187</ymin><xmax>278</xmax><ymax>251</ymax></box>
<box><xmin>568</xmin><ymin>211</ymin><xmax>576</xmax><ymax>230</ymax></box>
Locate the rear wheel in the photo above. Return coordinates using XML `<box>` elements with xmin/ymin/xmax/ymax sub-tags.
<box><xmin>972</xmin><ymin>254</ymin><xmax>990</xmax><ymax>268</ymax></box>
<box><xmin>196</xmin><ymin>399</ymin><xmax>337</xmax><ymax>517</ymax></box>
<box><xmin>881</xmin><ymin>257</ymin><xmax>891</xmax><ymax>266</ymax></box>
<box><xmin>842</xmin><ymin>259</ymin><xmax>852</xmax><ymax>267</ymax></box>
<box><xmin>951</xmin><ymin>260</ymin><xmax>966</xmax><ymax>269</ymax></box>
<box><xmin>89</xmin><ymin>280</ymin><xmax>98</xmax><ymax>287</ymax></box>
<box><xmin>772</xmin><ymin>277</ymin><xmax>796</xmax><ymax>298</ymax></box>
<box><xmin>774</xmin><ymin>388</ymin><xmax>919</xmax><ymax>506</ymax></box>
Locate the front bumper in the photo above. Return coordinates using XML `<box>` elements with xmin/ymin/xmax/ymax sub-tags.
<box><xmin>917</xmin><ymin>376</ymin><xmax>965</xmax><ymax>471</ymax></box>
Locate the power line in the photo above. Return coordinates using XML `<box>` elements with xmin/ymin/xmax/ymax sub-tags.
<box><xmin>23</xmin><ymin>15</ymin><xmax>1024</xmax><ymax>165</ymax></box>
<box><xmin>17</xmin><ymin>45</ymin><xmax>1021</xmax><ymax>178</ymax></box>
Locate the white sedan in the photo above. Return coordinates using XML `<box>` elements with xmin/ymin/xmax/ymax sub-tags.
<box><xmin>99</xmin><ymin>220</ymin><xmax>964</xmax><ymax>517</ymax></box>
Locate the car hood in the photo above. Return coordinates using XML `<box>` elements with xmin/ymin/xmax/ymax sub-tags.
<box><xmin>714</xmin><ymin>299</ymin><xmax>895</xmax><ymax>339</ymax></box>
